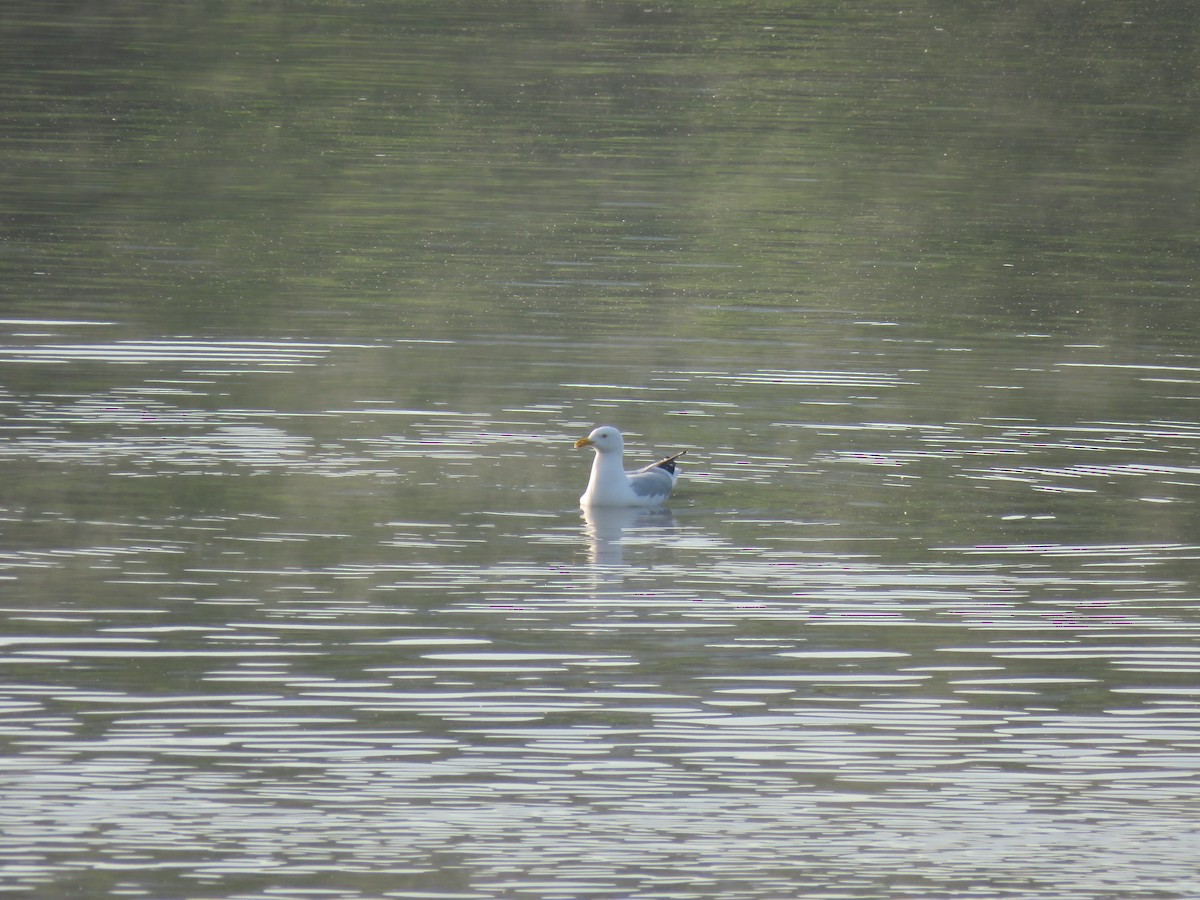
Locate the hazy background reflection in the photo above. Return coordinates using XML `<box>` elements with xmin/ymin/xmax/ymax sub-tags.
<box><xmin>2</xmin><ymin>2</ymin><xmax>1199</xmax><ymax>899</ymax></box>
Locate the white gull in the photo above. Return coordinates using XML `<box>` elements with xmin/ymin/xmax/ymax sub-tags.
<box><xmin>573</xmin><ymin>425</ymin><xmax>686</xmax><ymax>508</ymax></box>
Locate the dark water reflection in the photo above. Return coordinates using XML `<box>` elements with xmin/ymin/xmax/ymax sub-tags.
<box><xmin>3</xmin><ymin>2</ymin><xmax>1200</xmax><ymax>899</ymax></box>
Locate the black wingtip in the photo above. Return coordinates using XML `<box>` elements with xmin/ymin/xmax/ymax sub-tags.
<box><xmin>652</xmin><ymin>449</ymin><xmax>687</xmax><ymax>474</ymax></box>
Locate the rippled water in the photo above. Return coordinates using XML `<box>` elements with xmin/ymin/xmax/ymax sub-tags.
<box><xmin>2</xmin><ymin>316</ymin><xmax>1199</xmax><ymax>899</ymax></box>
<box><xmin>4</xmin><ymin>2</ymin><xmax>1200</xmax><ymax>898</ymax></box>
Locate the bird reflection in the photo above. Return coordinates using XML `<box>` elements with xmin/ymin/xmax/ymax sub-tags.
<box><xmin>582</xmin><ymin>505</ymin><xmax>677</xmax><ymax>567</ymax></box>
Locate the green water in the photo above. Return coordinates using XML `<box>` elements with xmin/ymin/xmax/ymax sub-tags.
<box><xmin>2</xmin><ymin>4</ymin><xmax>1199</xmax><ymax>899</ymax></box>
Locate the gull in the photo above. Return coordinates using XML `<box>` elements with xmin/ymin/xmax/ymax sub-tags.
<box><xmin>573</xmin><ymin>425</ymin><xmax>686</xmax><ymax>507</ymax></box>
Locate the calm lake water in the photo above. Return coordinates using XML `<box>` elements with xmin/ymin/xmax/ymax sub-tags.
<box><xmin>3</xmin><ymin>3</ymin><xmax>1200</xmax><ymax>899</ymax></box>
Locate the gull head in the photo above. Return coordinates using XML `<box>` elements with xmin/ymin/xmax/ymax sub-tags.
<box><xmin>574</xmin><ymin>425</ymin><xmax>624</xmax><ymax>455</ymax></box>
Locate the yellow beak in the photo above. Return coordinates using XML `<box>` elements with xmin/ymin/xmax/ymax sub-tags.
<box><xmin>574</xmin><ymin>437</ymin><xmax>594</xmax><ymax>449</ymax></box>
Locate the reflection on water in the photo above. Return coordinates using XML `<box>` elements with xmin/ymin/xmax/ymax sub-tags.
<box><xmin>3</xmin><ymin>2</ymin><xmax>1200</xmax><ymax>898</ymax></box>
<box><xmin>581</xmin><ymin>505</ymin><xmax>679</xmax><ymax>566</ymax></box>
<box><xmin>2</xmin><ymin>308</ymin><xmax>1200</xmax><ymax>899</ymax></box>
<box><xmin>2</xmin><ymin>322</ymin><xmax>1199</xmax><ymax>898</ymax></box>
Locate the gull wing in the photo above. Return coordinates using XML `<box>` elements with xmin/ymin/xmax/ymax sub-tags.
<box><xmin>626</xmin><ymin>450</ymin><xmax>686</xmax><ymax>498</ymax></box>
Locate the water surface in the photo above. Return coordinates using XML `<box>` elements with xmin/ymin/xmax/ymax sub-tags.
<box><xmin>2</xmin><ymin>3</ymin><xmax>1199</xmax><ymax>899</ymax></box>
